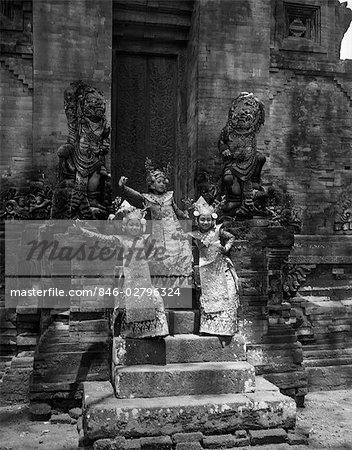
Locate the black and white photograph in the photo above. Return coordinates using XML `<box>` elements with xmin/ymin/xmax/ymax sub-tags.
<box><xmin>1</xmin><ymin>1</ymin><xmax>352</xmax><ymax>449</ymax></box>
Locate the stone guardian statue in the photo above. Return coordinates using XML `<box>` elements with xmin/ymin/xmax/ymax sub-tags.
<box><xmin>52</xmin><ymin>81</ymin><xmax>110</xmax><ymax>218</ymax></box>
<box><xmin>218</xmin><ymin>92</ymin><xmax>266</xmax><ymax>218</ymax></box>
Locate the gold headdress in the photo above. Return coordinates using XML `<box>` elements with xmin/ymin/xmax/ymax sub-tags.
<box><xmin>116</xmin><ymin>200</ymin><xmax>146</xmax><ymax>224</ymax></box>
<box><xmin>145</xmin><ymin>157</ymin><xmax>171</xmax><ymax>186</ymax></box>
<box><xmin>193</xmin><ymin>196</ymin><xmax>218</xmax><ymax>219</ymax></box>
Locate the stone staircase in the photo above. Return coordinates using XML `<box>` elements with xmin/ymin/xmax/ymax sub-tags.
<box><xmin>287</xmin><ymin>234</ymin><xmax>352</xmax><ymax>392</ymax></box>
<box><xmin>30</xmin><ymin>310</ymin><xmax>110</xmax><ymax>407</ymax></box>
<box><xmin>291</xmin><ymin>285</ymin><xmax>352</xmax><ymax>391</ymax></box>
<box><xmin>0</xmin><ymin>56</ymin><xmax>33</xmax><ymax>91</ymax></box>
<box><xmin>82</xmin><ymin>309</ymin><xmax>301</xmax><ymax>449</ymax></box>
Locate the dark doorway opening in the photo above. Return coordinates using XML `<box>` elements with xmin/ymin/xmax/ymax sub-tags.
<box><xmin>112</xmin><ymin>52</ymin><xmax>177</xmax><ymax>192</ymax></box>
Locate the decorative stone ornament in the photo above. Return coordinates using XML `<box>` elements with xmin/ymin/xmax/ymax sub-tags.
<box><xmin>289</xmin><ymin>18</ymin><xmax>307</xmax><ymax>38</ymax></box>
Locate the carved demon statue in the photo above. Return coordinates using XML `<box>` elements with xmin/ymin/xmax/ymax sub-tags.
<box><xmin>52</xmin><ymin>81</ymin><xmax>111</xmax><ymax>218</ymax></box>
<box><xmin>218</xmin><ymin>92</ymin><xmax>267</xmax><ymax>218</ymax></box>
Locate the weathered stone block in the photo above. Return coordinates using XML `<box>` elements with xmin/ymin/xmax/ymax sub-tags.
<box><xmin>235</xmin><ymin>437</ymin><xmax>250</xmax><ymax>446</ymax></box>
<box><xmin>249</xmin><ymin>428</ymin><xmax>288</xmax><ymax>445</ymax></box>
<box><xmin>140</xmin><ymin>435</ymin><xmax>172</xmax><ymax>449</ymax></box>
<box><xmin>306</xmin><ymin>365</ymin><xmax>352</xmax><ymax>391</ymax></box>
<box><xmin>165</xmin><ymin>334</ymin><xmax>246</xmax><ymax>364</ymax></box>
<box><xmin>93</xmin><ymin>436</ymin><xmax>127</xmax><ymax>450</ymax></box>
<box><xmin>50</xmin><ymin>413</ymin><xmax>75</xmax><ymax>424</ymax></box>
<box><xmin>176</xmin><ymin>443</ymin><xmax>202</xmax><ymax>450</ymax></box>
<box><xmin>167</xmin><ymin>310</ymin><xmax>199</xmax><ymax>334</ymax></box>
<box><xmin>245</xmin><ymin>445</ymin><xmax>290</xmax><ymax>450</ymax></box>
<box><xmin>234</xmin><ymin>430</ymin><xmax>247</xmax><ymax>439</ymax></box>
<box><xmin>126</xmin><ymin>439</ymin><xmax>141</xmax><ymax>449</ymax></box>
<box><xmin>114</xmin><ymin>361</ymin><xmax>255</xmax><ymax>398</ymax></box>
<box><xmin>172</xmin><ymin>432</ymin><xmax>203</xmax><ymax>443</ymax></box>
<box><xmin>29</xmin><ymin>402</ymin><xmax>51</xmax><ymax>421</ymax></box>
<box><xmin>93</xmin><ymin>439</ymin><xmax>115</xmax><ymax>450</ymax></box>
<box><xmin>69</xmin><ymin>407</ymin><xmax>82</xmax><ymax>419</ymax></box>
<box><xmin>203</xmin><ymin>433</ymin><xmax>236</xmax><ymax>448</ymax></box>
<box><xmin>115</xmin><ymin>334</ymin><xmax>246</xmax><ymax>366</ymax></box>
<box><xmin>114</xmin><ymin>337</ymin><xmax>165</xmax><ymax>366</ymax></box>
<box><xmin>83</xmin><ymin>380</ymin><xmax>296</xmax><ymax>442</ymax></box>
<box><xmin>287</xmin><ymin>431</ymin><xmax>309</xmax><ymax>445</ymax></box>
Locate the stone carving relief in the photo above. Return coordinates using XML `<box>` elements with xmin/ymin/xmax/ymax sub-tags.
<box><xmin>51</xmin><ymin>81</ymin><xmax>111</xmax><ymax>219</ymax></box>
<box><xmin>0</xmin><ymin>181</ymin><xmax>52</xmax><ymax>220</ymax></box>
<box><xmin>334</xmin><ymin>189</ymin><xmax>352</xmax><ymax>233</ymax></box>
<box><xmin>266</xmin><ymin>186</ymin><xmax>302</xmax><ymax>233</ymax></box>
<box><xmin>282</xmin><ymin>262</ymin><xmax>315</xmax><ymax>300</ymax></box>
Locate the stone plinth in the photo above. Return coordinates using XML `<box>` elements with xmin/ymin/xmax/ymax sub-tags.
<box><xmin>83</xmin><ymin>377</ymin><xmax>296</xmax><ymax>444</ymax></box>
<box><xmin>113</xmin><ymin>332</ymin><xmax>246</xmax><ymax>366</ymax></box>
<box><xmin>113</xmin><ymin>361</ymin><xmax>255</xmax><ymax>399</ymax></box>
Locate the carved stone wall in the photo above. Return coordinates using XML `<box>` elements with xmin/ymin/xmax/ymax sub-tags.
<box><xmin>0</xmin><ymin>0</ymin><xmax>113</xmax><ymax>405</ymax></box>
<box><xmin>263</xmin><ymin>65</ymin><xmax>352</xmax><ymax>234</ymax></box>
<box><xmin>194</xmin><ymin>0</ymin><xmax>271</xmax><ymax>179</ymax></box>
<box><xmin>192</xmin><ymin>0</ymin><xmax>352</xmax><ymax>235</ymax></box>
<box><xmin>32</xmin><ymin>0</ymin><xmax>112</xmax><ymax>183</ymax></box>
<box><xmin>0</xmin><ymin>0</ymin><xmax>33</xmax><ymax>181</ymax></box>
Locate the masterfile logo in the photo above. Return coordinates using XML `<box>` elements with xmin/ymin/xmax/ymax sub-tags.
<box><xmin>4</xmin><ymin>219</ymin><xmax>192</xmax><ymax>309</ymax></box>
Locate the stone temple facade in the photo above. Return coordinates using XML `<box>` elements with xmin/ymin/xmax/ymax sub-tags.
<box><xmin>1</xmin><ymin>0</ymin><xmax>352</xmax><ymax>444</ymax></box>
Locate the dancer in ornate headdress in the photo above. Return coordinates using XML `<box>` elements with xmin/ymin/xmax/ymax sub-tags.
<box><xmin>74</xmin><ymin>200</ymin><xmax>169</xmax><ymax>338</ymax></box>
<box><xmin>115</xmin><ymin>158</ymin><xmax>192</xmax><ymax>278</ymax></box>
<box><xmin>192</xmin><ymin>196</ymin><xmax>239</xmax><ymax>336</ymax></box>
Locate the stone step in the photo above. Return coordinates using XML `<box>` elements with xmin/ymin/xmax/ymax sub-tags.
<box><xmin>303</xmin><ymin>357</ymin><xmax>352</xmax><ymax>367</ymax></box>
<box><xmin>304</xmin><ymin>347</ymin><xmax>352</xmax><ymax>358</ymax></box>
<box><xmin>303</xmin><ymin>343</ymin><xmax>352</xmax><ymax>352</ymax></box>
<box><xmin>304</xmin><ymin>300</ymin><xmax>352</xmax><ymax>316</ymax></box>
<box><xmin>113</xmin><ymin>361</ymin><xmax>255</xmax><ymax>398</ymax></box>
<box><xmin>83</xmin><ymin>377</ymin><xmax>296</xmax><ymax>444</ymax></box>
<box><xmin>299</xmin><ymin>286</ymin><xmax>352</xmax><ymax>302</ymax></box>
<box><xmin>113</xmin><ymin>334</ymin><xmax>246</xmax><ymax>366</ymax></box>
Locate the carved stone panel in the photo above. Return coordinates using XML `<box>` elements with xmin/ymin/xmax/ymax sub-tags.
<box><xmin>113</xmin><ymin>53</ymin><xmax>177</xmax><ymax>192</ymax></box>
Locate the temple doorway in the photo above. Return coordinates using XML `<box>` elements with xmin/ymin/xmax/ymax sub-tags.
<box><xmin>111</xmin><ymin>0</ymin><xmax>194</xmax><ymax>195</ymax></box>
<box><xmin>112</xmin><ymin>52</ymin><xmax>177</xmax><ymax>192</ymax></box>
